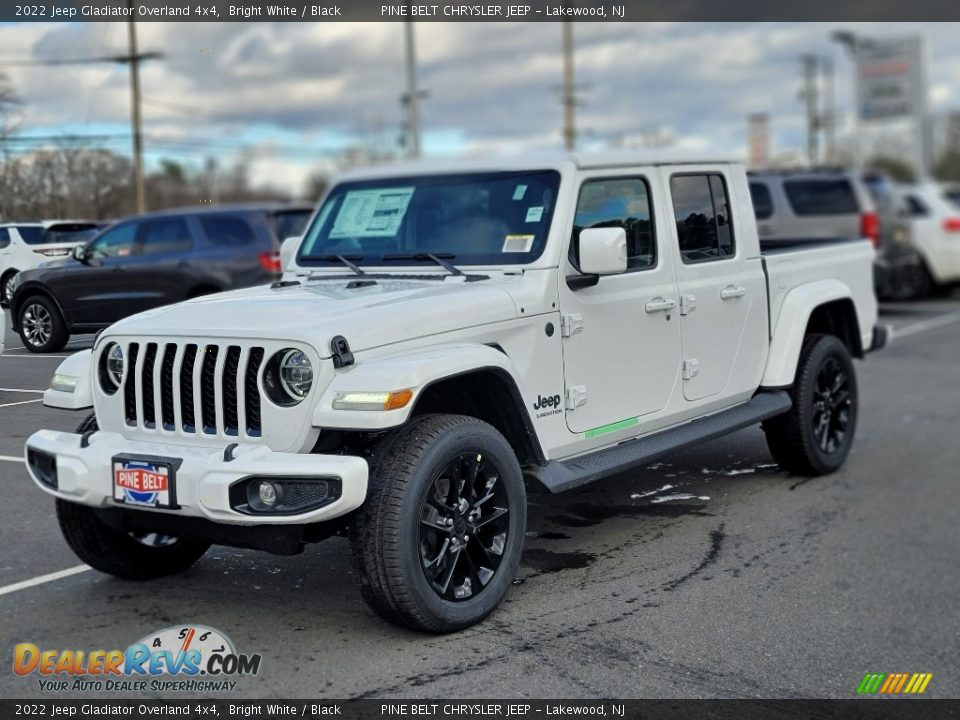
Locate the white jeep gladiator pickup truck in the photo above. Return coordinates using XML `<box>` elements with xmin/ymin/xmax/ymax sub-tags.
<box><xmin>25</xmin><ymin>154</ymin><xmax>886</xmax><ymax>632</ymax></box>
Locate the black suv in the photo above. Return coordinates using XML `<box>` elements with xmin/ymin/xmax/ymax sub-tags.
<box><xmin>10</xmin><ymin>203</ymin><xmax>313</xmax><ymax>352</ymax></box>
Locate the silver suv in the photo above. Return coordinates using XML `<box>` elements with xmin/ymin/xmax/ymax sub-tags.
<box><xmin>748</xmin><ymin>170</ymin><xmax>883</xmax><ymax>247</ymax></box>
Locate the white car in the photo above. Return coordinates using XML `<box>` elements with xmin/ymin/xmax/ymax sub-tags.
<box><xmin>876</xmin><ymin>182</ymin><xmax>960</xmax><ymax>299</ymax></box>
<box><xmin>0</xmin><ymin>221</ymin><xmax>104</xmax><ymax>305</ymax></box>
<box><xmin>25</xmin><ymin>154</ymin><xmax>885</xmax><ymax>632</ymax></box>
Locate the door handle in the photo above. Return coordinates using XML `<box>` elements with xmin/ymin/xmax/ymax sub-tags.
<box><xmin>720</xmin><ymin>285</ymin><xmax>747</xmax><ymax>300</ymax></box>
<box><xmin>644</xmin><ymin>297</ymin><xmax>676</xmax><ymax>313</ymax></box>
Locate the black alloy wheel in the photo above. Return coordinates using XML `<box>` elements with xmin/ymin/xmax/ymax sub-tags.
<box><xmin>418</xmin><ymin>452</ymin><xmax>511</xmax><ymax>601</ymax></box>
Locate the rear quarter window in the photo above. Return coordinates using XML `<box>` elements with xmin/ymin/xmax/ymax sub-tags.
<box><xmin>200</xmin><ymin>216</ymin><xmax>257</xmax><ymax>246</ymax></box>
<box><xmin>0</xmin><ymin>228</ymin><xmax>9</xmax><ymax>249</ymax></box>
<box><xmin>15</xmin><ymin>226</ymin><xmax>44</xmax><ymax>245</ymax></box>
<box><xmin>784</xmin><ymin>179</ymin><xmax>859</xmax><ymax>216</ymax></box>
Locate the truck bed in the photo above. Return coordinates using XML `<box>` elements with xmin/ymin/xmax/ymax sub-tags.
<box><xmin>761</xmin><ymin>236</ymin><xmax>878</xmax><ymax>356</ymax></box>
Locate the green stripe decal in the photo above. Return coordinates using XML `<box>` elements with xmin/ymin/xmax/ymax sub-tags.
<box><xmin>584</xmin><ymin>417</ymin><xmax>639</xmax><ymax>439</ymax></box>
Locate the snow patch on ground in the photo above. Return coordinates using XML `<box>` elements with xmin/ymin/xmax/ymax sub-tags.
<box><xmin>631</xmin><ymin>484</ymin><xmax>674</xmax><ymax>500</ymax></box>
<box><xmin>651</xmin><ymin>493</ymin><xmax>711</xmax><ymax>504</ymax></box>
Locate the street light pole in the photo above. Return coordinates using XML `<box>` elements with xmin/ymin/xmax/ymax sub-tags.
<box><xmin>832</xmin><ymin>31</ymin><xmax>863</xmax><ymax>171</ymax></box>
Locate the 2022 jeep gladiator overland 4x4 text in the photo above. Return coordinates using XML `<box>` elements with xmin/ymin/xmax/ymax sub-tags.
<box><xmin>25</xmin><ymin>154</ymin><xmax>886</xmax><ymax>632</ymax></box>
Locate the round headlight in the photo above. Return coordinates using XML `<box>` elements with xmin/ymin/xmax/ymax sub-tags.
<box><xmin>99</xmin><ymin>342</ymin><xmax>124</xmax><ymax>394</ymax></box>
<box><xmin>279</xmin><ymin>349</ymin><xmax>313</xmax><ymax>400</ymax></box>
<box><xmin>263</xmin><ymin>348</ymin><xmax>313</xmax><ymax>406</ymax></box>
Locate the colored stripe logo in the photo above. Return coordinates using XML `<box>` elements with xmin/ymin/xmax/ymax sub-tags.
<box><xmin>857</xmin><ymin>673</ymin><xmax>933</xmax><ymax>694</ymax></box>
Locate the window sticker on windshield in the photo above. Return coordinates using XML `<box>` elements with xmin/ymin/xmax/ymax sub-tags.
<box><xmin>329</xmin><ymin>188</ymin><xmax>415</xmax><ymax>238</ymax></box>
<box><xmin>512</xmin><ymin>184</ymin><xmax>528</xmax><ymax>201</ymax></box>
<box><xmin>502</xmin><ymin>234</ymin><xmax>535</xmax><ymax>253</ymax></box>
<box><xmin>525</xmin><ymin>206</ymin><xmax>544</xmax><ymax>223</ymax></box>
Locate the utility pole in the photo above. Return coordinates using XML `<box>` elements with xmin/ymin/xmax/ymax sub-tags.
<box><xmin>801</xmin><ymin>54</ymin><xmax>820</xmax><ymax>167</ymax></box>
<box><xmin>823</xmin><ymin>57</ymin><xmax>836</xmax><ymax>165</ymax></box>
<box><xmin>127</xmin><ymin>0</ymin><xmax>146</xmax><ymax>212</ymax></box>
<box><xmin>561</xmin><ymin>21</ymin><xmax>576</xmax><ymax>151</ymax></box>
<box><xmin>403</xmin><ymin>20</ymin><xmax>421</xmax><ymax>159</ymax></box>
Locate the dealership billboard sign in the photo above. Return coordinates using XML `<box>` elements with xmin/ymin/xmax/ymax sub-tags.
<box><xmin>856</xmin><ymin>35</ymin><xmax>926</xmax><ymax>122</ymax></box>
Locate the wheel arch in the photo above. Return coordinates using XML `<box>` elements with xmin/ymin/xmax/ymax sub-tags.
<box><xmin>762</xmin><ymin>281</ymin><xmax>863</xmax><ymax>388</ymax></box>
<box><xmin>311</xmin><ymin>343</ymin><xmax>546</xmax><ymax>467</ymax></box>
<box><xmin>10</xmin><ymin>283</ymin><xmax>68</xmax><ymax>333</ymax></box>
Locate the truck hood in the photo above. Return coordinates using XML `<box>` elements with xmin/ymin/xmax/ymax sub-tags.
<box><xmin>105</xmin><ymin>276</ymin><xmax>519</xmax><ymax>355</ymax></box>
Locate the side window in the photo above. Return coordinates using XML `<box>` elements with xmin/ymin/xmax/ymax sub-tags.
<box><xmin>137</xmin><ymin>218</ymin><xmax>192</xmax><ymax>255</ymax></box>
<box><xmin>200</xmin><ymin>216</ymin><xmax>257</xmax><ymax>246</ymax></box>
<box><xmin>904</xmin><ymin>195</ymin><xmax>929</xmax><ymax>218</ymax></box>
<box><xmin>670</xmin><ymin>173</ymin><xmax>735</xmax><ymax>264</ymax></box>
<box><xmin>0</xmin><ymin>228</ymin><xmax>9</xmax><ymax>249</ymax></box>
<box><xmin>749</xmin><ymin>182</ymin><xmax>774</xmax><ymax>220</ymax></box>
<box><xmin>572</xmin><ymin>177</ymin><xmax>656</xmax><ymax>271</ymax></box>
<box><xmin>87</xmin><ymin>223</ymin><xmax>137</xmax><ymax>259</ymax></box>
<box><xmin>15</xmin><ymin>226</ymin><xmax>44</xmax><ymax>245</ymax></box>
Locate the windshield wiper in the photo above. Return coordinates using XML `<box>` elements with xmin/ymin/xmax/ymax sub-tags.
<box><xmin>314</xmin><ymin>254</ymin><xmax>366</xmax><ymax>276</ymax></box>
<box><xmin>381</xmin><ymin>252</ymin><xmax>464</xmax><ymax>277</ymax></box>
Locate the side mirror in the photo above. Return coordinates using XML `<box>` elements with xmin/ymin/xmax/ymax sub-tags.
<box><xmin>578</xmin><ymin>227</ymin><xmax>628</xmax><ymax>275</ymax></box>
<box><xmin>280</xmin><ymin>236</ymin><xmax>301</xmax><ymax>272</ymax></box>
<box><xmin>72</xmin><ymin>244</ymin><xmax>87</xmax><ymax>263</ymax></box>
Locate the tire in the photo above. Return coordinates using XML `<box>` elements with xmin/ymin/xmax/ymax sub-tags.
<box><xmin>351</xmin><ymin>414</ymin><xmax>527</xmax><ymax>633</ymax></box>
<box><xmin>903</xmin><ymin>261</ymin><xmax>935</xmax><ymax>300</ymax></box>
<box><xmin>54</xmin><ymin>414</ymin><xmax>211</xmax><ymax>580</ymax></box>
<box><xmin>17</xmin><ymin>294</ymin><xmax>68</xmax><ymax>353</ymax></box>
<box><xmin>763</xmin><ymin>334</ymin><xmax>859</xmax><ymax>476</ymax></box>
<box><xmin>1</xmin><ymin>270</ymin><xmax>17</xmax><ymax>306</ymax></box>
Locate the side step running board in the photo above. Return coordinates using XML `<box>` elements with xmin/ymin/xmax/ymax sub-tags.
<box><xmin>528</xmin><ymin>391</ymin><xmax>792</xmax><ymax>494</ymax></box>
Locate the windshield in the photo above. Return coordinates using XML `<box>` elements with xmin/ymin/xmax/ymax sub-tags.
<box><xmin>298</xmin><ymin>170</ymin><xmax>561</xmax><ymax>268</ymax></box>
<box><xmin>18</xmin><ymin>223</ymin><xmax>102</xmax><ymax>245</ymax></box>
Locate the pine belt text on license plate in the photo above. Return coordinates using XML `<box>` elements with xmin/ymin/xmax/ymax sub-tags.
<box><xmin>112</xmin><ymin>458</ymin><xmax>175</xmax><ymax>508</ymax></box>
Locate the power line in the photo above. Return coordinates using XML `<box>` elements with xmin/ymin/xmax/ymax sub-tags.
<box><xmin>0</xmin><ymin>53</ymin><xmax>162</xmax><ymax>67</ymax></box>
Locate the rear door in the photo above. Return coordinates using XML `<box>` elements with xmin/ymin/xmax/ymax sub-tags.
<box><xmin>665</xmin><ymin>168</ymin><xmax>767</xmax><ymax>402</ymax></box>
<box><xmin>124</xmin><ymin>216</ymin><xmax>196</xmax><ymax>308</ymax></box>
<box><xmin>558</xmin><ymin>171</ymin><xmax>682</xmax><ymax>435</ymax></box>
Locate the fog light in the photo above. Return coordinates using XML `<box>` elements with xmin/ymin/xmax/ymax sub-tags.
<box><xmin>258</xmin><ymin>481</ymin><xmax>278</xmax><ymax>506</ymax></box>
<box><xmin>247</xmin><ymin>479</ymin><xmax>282</xmax><ymax>511</ymax></box>
<box><xmin>230</xmin><ymin>476</ymin><xmax>342</xmax><ymax>515</ymax></box>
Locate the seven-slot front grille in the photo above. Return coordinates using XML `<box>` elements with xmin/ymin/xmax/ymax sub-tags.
<box><xmin>121</xmin><ymin>342</ymin><xmax>265</xmax><ymax>438</ymax></box>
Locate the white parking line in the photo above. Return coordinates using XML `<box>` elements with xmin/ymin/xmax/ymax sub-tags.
<box><xmin>0</xmin><ymin>398</ymin><xmax>42</xmax><ymax>408</ymax></box>
<box><xmin>0</xmin><ymin>387</ymin><xmax>44</xmax><ymax>394</ymax></box>
<box><xmin>0</xmin><ymin>454</ymin><xmax>24</xmax><ymax>463</ymax></box>
<box><xmin>893</xmin><ymin>311</ymin><xmax>960</xmax><ymax>340</ymax></box>
<box><xmin>0</xmin><ymin>565</ymin><xmax>92</xmax><ymax>597</ymax></box>
<box><xmin>0</xmin><ymin>354</ymin><xmax>70</xmax><ymax>359</ymax></box>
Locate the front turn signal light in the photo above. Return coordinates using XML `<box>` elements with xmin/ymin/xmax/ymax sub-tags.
<box><xmin>332</xmin><ymin>389</ymin><xmax>414</xmax><ymax>411</ymax></box>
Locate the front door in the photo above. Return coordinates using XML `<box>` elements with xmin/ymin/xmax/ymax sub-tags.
<box><xmin>665</xmin><ymin>169</ymin><xmax>767</xmax><ymax>402</ymax></box>
<box><xmin>63</xmin><ymin>222</ymin><xmax>140</xmax><ymax>326</ymax></box>
<box><xmin>559</xmin><ymin>173</ymin><xmax>682</xmax><ymax>436</ymax></box>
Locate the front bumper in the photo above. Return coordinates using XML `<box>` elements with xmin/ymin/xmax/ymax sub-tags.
<box><xmin>24</xmin><ymin>429</ymin><xmax>368</xmax><ymax>526</ymax></box>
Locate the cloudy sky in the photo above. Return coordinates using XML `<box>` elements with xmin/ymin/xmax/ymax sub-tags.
<box><xmin>0</xmin><ymin>21</ymin><xmax>957</xmax><ymax>194</ymax></box>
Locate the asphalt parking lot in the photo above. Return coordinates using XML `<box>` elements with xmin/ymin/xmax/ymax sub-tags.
<box><xmin>1</xmin><ymin>296</ymin><xmax>959</xmax><ymax>700</ymax></box>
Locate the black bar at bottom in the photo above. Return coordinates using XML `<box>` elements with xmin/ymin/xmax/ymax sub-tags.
<box><xmin>0</xmin><ymin>699</ymin><xmax>956</xmax><ymax>720</ymax></box>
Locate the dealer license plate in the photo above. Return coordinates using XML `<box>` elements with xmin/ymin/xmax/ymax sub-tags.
<box><xmin>112</xmin><ymin>457</ymin><xmax>177</xmax><ymax>509</ymax></box>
